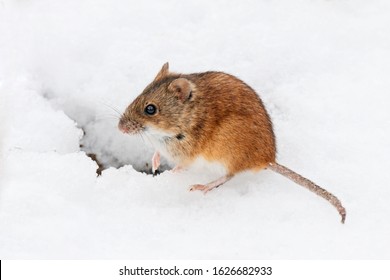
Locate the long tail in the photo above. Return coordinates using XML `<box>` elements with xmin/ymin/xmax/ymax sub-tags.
<box><xmin>268</xmin><ymin>162</ymin><xmax>346</xmax><ymax>224</ymax></box>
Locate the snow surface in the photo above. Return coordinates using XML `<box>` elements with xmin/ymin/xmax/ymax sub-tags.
<box><xmin>1</xmin><ymin>0</ymin><xmax>390</xmax><ymax>259</ymax></box>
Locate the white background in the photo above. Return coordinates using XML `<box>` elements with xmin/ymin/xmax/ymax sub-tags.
<box><xmin>2</xmin><ymin>260</ymin><xmax>390</xmax><ymax>280</ymax></box>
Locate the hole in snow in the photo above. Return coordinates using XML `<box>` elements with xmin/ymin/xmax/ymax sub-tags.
<box><xmin>41</xmin><ymin>90</ymin><xmax>171</xmax><ymax>176</ymax></box>
<box><xmin>78</xmin><ymin>124</ymin><xmax>171</xmax><ymax>176</ymax></box>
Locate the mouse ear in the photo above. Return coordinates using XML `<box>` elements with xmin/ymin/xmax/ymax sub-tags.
<box><xmin>153</xmin><ymin>62</ymin><xmax>169</xmax><ymax>82</ymax></box>
<box><xmin>168</xmin><ymin>78</ymin><xmax>193</xmax><ymax>102</ymax></box>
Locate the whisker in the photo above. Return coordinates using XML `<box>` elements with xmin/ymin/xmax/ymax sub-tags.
<box><xmin>99</xmin><ymin>101</ymin><xmax>123</xmax><ymax>118</ymax></box>
<box><xmin>142</xmin><ymin>131</ymin><xmax>155</xmax><ymax>149</ymax></box>
<box><xmin>94</xmin><ymin>116</ymin><xmax>120</xmax><ymax>122</ymax></box>
<box><xmin>93</xmin><ymin>113</ymin><xmax>122</xmax><ymax>122</ymax></box>
<box><xmin>96</xmin><ymin>113</ymin><xmax>121</xmax><ymax>119</ymax></box>
<box><xmin>139</xmin><ymin>132</ymin><xmax>146</xmax><ymax>144</ymax></box>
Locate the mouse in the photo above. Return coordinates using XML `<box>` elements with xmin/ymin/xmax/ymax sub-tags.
<box><xmin>118</xmin><ymin>63</ymin><xmax>346</xmax><ymax>223</ymax></box>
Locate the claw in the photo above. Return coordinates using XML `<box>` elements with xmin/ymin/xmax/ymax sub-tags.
<box><xmin>153</xmin><ymin>169</ymin><xmax>161</xmax><ymax>177</ymax></box>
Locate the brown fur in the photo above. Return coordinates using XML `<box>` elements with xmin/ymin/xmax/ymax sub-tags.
<box><xmin>119</xmin><ymin>64</ymin><xmax>276</xmax><ymax>173</ymax></box>
<box><xmin>119</xmin><ymin>63</ymin><xmax>346</xmax><ymax>223</ymax></box>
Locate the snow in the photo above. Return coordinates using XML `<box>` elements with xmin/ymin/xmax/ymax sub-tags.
<box><xmin>1</xmin><ymin>0</ymin><xmax>390</xmax><ymax>259</ymax></box>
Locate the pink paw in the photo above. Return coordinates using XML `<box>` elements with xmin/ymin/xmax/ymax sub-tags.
<box><xmin>190</xmin><ymin>184</ymin><xmax>211</xmax><ymax>194</ymax></box>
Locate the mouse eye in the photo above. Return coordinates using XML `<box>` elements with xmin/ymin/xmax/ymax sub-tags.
<box><xmin>144</xmin><ymin>104</ymin><xmax>157</xmax><ymax>115</ymax></box>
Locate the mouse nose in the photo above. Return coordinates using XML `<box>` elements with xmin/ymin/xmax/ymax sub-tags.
<box><xmin>118</xmin><ymin>119</ymin><xmax>129</xmax><ymax>134</ymax></box>
<box><xmin>118</xmin><ymin>117</ymin><xmax>144</xmax><ymax>134</ymax></box>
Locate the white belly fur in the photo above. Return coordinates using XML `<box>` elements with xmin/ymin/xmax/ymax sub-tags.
<box><xmin>144</xmin><ymin>126</ymin><xmax>228</xmax><ymax>175</ymax></box>
<box><xmin>189</xmin><ymin>156</ymin><xmax>228</xmax><ymax>177</ymax></box>
<box><xmin>143</xmin><ymin>126</ymin><xmax>176</xmax><ymax>163</ymax></box>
